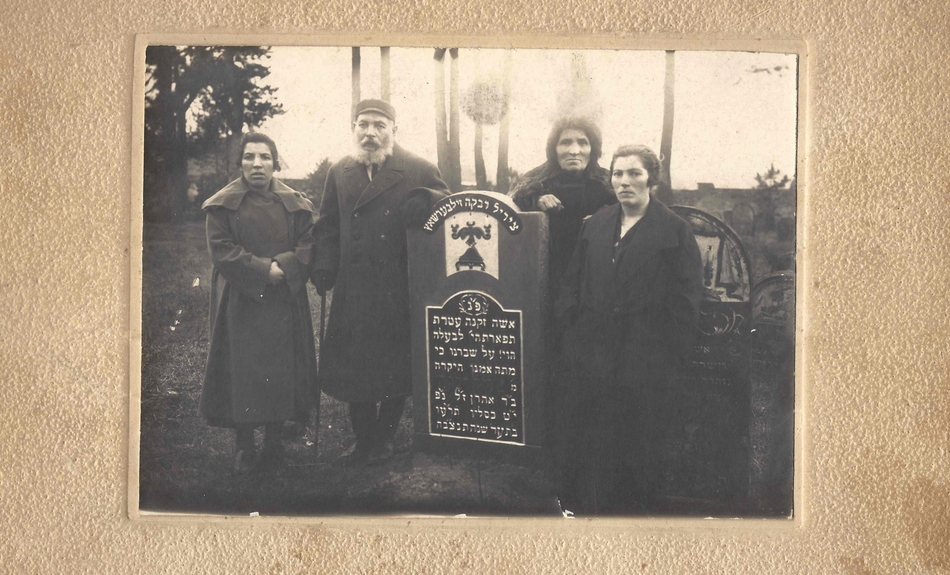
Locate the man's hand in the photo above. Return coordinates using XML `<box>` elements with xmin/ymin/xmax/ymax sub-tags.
<box><xmin>537</xmin><ymin>194</ymin><xmax>563</xmax><ymax>212</ymax></box>
<box><xmin>269</xmin><ymin>261</ymin><xmax>285</xmax><ymax>285</ymax></box>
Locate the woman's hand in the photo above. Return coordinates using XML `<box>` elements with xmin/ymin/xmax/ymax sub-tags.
<box><xmin>537</xmin><ymin>194</ymin><xmax>564</xmax><ymax>212</ymax></box>
<box><xmin>269</xmin><ymin>261</ymin><xmax>285</xmax><ymax>285</ymax></box>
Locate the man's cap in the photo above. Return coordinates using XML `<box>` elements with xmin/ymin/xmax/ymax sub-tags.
<box><xmin>354</xmin><ymin>99</ymin><xmax>396</xmax><ymax>122</ymax></box>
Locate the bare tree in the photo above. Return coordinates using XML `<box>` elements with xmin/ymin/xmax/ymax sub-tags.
<box><xmin>380</xmin><ymin>47</ymin><xmax>391</xmax><ymax>101</ymax></box>
<box><xmin>657</xmin><ymin>50</ymin><xmax>676</xmax><ymax>205</ymax></box>
<box><xmin>462</xmin><ymin>77</ymin><xmax>506</xmax><ymax>189</ymax></box>
<box><xmin>351</xmin><ymin>47</ymin><xmax>361</xmax><ymax>119</ymax></box>
<box><xmin>495</xmin><ymin>51</ymin><xmax>513</xmax><ymax>194</ymax></box>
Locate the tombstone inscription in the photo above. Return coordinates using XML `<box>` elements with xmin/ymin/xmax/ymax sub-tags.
<box><xmin>427</xmin><ymin>292</ymin><xmax>523</xmax><ymax>444</ymax></box>
<box><xmin>408</xmin><ymin>191</ymin><xmax>548</xmax><ymax>460</ymax></box>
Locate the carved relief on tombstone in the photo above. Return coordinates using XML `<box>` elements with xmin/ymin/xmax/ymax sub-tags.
<box><xmin>667</xmin><ymin>206</ymin><xmax>754</xmax><ymax>508</ymax></box>
<box><xmin>749</xmin><ymin>271</ymin><xmax>796</xmax><ymax>514</ymax></box>
<box><xmin>409</xmin><ymin>191</ymin><xmax>548</xmax><ymax>461</ymax></box>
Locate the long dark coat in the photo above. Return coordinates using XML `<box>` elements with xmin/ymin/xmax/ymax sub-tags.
<box><xmin>312</xmin><ymin>144</ymin><xmax>448</xmax><ymax>403</ymax></box>
<box><xmin>553</xmin><ymin>198</ymin><xmax>703</xmax><ymax>512</ymax></box>
<box><xmin>199</xmin><ymin>177</ymin><xmax>318</xmax><ymax>427</ymax></box>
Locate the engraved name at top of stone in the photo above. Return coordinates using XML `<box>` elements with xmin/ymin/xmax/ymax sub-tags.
<box><xmin>423</xmin><ymin>192</ymin><xmax>522</xmax><ymax>235</ymax></box>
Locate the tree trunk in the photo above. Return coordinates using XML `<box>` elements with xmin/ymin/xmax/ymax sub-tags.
<box><xmin>165</xmin><ymin>49</ymin><xmax>190</xmax><ymax>221</ymax></box>
<box><xmin>495</xmin><ymin>51</ymin><xmax>512</xmax><ymax>194</ymax></box>
<box><xmin>147</xmin><ymin>46</ymin><xmax>178</xmax><ymax>221</ymax></box>
<box><xmin>474</xmin><ymin>123</ymin><xmax>486</xmax><ymax>188</ymax></box>
<box><xmin>351</xmin><ymin>47</ymin><xmax>361</xmax><ymax>119</ymax></box>
<box><xmin>223</xmin><ymin>50</ymin><xmax>245</xmax><ymax>183</ymax></box>
<box><xmin>657</xmin><ymin>50</ymin><xmax>676</xmax><ymax>206</ymax></box>
<box><xmin>433</xmin><ymin>49</ymin><xmax>448</xmax><ymax>178</ymax></box>
<box><xmin>448</xmin><ymin>48</ymin><xmax>461</xmax><ymax>192</ymax></box>
<box><xmin>380</xmin><ymin>47</ymin><xmax>391</xmax><ymax>101</ymax></box>
<box><xmin>570</xmin><ymin>51</ymin><xmax>590</xmax><ymax>102</ymax></box>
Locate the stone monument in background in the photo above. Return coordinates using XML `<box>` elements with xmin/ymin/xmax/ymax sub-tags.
<box><xmin>666</xmin><ymin>206</ymin><xmax>754</xmax><ymax>511</ymax></box>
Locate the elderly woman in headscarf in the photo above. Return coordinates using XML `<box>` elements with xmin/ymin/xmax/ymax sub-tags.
<box><xmin>199</xmin><ymin>132</ymin><xmax>319</xmax><ymax>474</ymax></box>
<box><xmin>509</xmin><ymin>116</ymin><xmax>617</xmax><ymax>483</ymax></box>
<box><xmin>509</xmin><ymin>116</ymin><xmax>616</xmax><ymax>297</ymax></box>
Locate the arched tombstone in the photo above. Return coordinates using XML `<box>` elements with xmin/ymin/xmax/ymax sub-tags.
<box><xmin>666</xmin><ymin>206</ymin><xmax>753</xmax><ymax>511</ymax></box>
<box><xmin>407</xmin><ymin>191</ymin><xmax>548</xmax><ymax>463</ymax></box>
<box><xmin>749</xmin><ymin>271</ymin><xmax>796</xmax><ymax>515</ymax></box>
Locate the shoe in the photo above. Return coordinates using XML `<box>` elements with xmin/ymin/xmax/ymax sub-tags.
<box><xmin>368</xmin><ymin>439</ymin><xmax>395</xmax><ymax>466</ymax></box>
<box><xmin>339</xmin><ymin>441</ymin><xmax>371</xmax><ymax>467</ymax></box>
<box><xmin>256</xmin><ymin>442</ymin><xmax>285</xmax><ymax>472</ymax></box>
<box><xmin>282</xmin><ymin>421</ymin><xmax>307</xmax><ymax>440</ymax></box>
<box><xmin>232</xmin><ymin>449</ymin><xmax>255</xmax><ymax>475</ymax></box>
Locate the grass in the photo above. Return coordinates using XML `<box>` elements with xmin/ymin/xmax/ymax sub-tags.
<box><xmin>138</xmin><ymin>220</ymin><xmax>557</xmax><ymax>516</ymax></box>
<box><xmin>138</xmin><ymin>213</ymin><xmax>794</xmax><ymax>518</ymax></box>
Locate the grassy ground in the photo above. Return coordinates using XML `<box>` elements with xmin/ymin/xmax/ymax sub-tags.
<box><xmin>139</xmin><ymin>212</ymin><xmax>794</xmax><ymax>518</ymax></box>
<box><xmin>138</xmin><ymin>220</ymin><xmax>558</xmax><ymax>516</ymax></box>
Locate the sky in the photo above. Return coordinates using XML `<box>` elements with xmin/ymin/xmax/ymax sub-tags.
<box><xmin>252</xmin><ymin>47</ymin><xmax>798</xmax><ymax>189</ymax></box>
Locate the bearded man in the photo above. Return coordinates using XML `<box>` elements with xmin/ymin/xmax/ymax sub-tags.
<box><xmin>312</xmin><ymin>99</ymin><xmax>449</xmax><ymax>465</ymax></box>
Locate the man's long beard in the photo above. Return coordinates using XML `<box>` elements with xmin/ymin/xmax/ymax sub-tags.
<box><xmin>354</xmin><ymin>141</ymin><xmax>394</xmax><ymax>167</ymax></box>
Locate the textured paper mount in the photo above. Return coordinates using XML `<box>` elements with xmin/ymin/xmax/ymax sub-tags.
<box><xmin>129</xmin><ymin>34</ymin><xmax>807</xmax><ymax>526</ymax></box>
<box><xmin>6</xmin><ymin>0</ymin><xmax>947</xmax><ymax>568</ymax></box>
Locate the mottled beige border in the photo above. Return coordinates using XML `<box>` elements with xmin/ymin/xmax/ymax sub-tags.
<box><xmin>4</xmin><ymin>0</ymin><xmax>949</xmax><ymax>571</ymax></box>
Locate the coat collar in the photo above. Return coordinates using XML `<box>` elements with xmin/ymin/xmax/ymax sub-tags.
<box><xmin>343</xmin><ymin>144</ymin><xmax>409</xmax><ymax>211</ymax></box>
<box><xmin>594</xmin><ymin>197</ymin><xmax>683</xmax><ymax>270</ymax></box>
<box><xmin>619</xmin><ymin>197</ymin><xmax>683</xmax><ymax>250</ymax></box>
<box><xmin>202</xmin><ymin>177</ymin><xmax>313</xmax><ymax>213</ymax></box>
<box><xmin>508</xmin><ymin>162</ymin><xmax>610</xmax><ymax>204</ymax></box>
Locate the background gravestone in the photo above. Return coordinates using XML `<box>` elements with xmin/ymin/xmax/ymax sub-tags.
<box><xmin>407</xmin><ymin>192</ymin><xmax>548</xmax><ymax>462</ymax></box>
<box><xmin>666</xmin><ymin>206</ymin><xmax>754</xmax><ymax>512</ymax></box>
<box><xmin>749</xmin><ymin>271</ymin><xmax>796</xmax><ymax>515</ymax></box>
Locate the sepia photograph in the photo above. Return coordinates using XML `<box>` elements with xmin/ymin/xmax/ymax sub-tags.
<box><xmin>137</xmin><ymin>43</ymin><xmax>799</xmax><ymax>518</ymax></box>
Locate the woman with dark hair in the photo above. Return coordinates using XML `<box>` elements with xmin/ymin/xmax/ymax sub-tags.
<box><xmin>199</xmin><ymin>132</ymin><xmax>319</xmax><ymax>474</ymax></box>
<box><xmin>553</xmin><ymin>144</ymin><xmax>704</xmax><ymax>514</ymax></box>
<box><xmin>508</xmin><ymin>116</ymin><xmax>616</xmax><ymax>294</ymax></box>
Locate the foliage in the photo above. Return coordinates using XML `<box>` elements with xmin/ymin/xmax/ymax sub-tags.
<box><xmin>754</xmin><ymin>163</ymin><xmax>791</xmax><ymax>190</ymax></box>
<box><xmin>460</xmin><ymin>79</ymin><xmax>507</xmax><ymax>126</ymax></box>
<box><xmin>303</xmin><ymin>157</ymin><xmax>332</xmax><ymax>208</ymax></box>
<box><xmin>143</xmin><ymin>46</ymin><xmax>284</xmax><ymax>221</ymax></box>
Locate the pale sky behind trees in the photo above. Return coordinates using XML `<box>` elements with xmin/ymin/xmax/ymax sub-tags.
<box><xmin>253</xmin><ymin>47</ymin><xmax>798</xmax><ymax>190</ymax></box>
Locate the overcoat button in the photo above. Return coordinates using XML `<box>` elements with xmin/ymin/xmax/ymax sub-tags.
<box><xmin>613</xmin><ymin>306</ymin><xmax>621</xmax><ymax>313</ymax></box>
<box><xmin>384</xmin><ymin>209</ymin><xmax>391</xmax><ymax>216</ymax></box>
<box><xmin>380</xmin><ymin>234</ymin><xmax>386</xmax><ymax>239</ymax></box>
<box><xmin>353</xmin><ymin>211</ymin><xmax>360</xmax><ymax>218</ymax></box>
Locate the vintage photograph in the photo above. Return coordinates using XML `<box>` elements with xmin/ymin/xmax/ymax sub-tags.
<box><xmin>137</xmin><ymin>44</ymin><xmax>798</xmax><ymax>517</ymax></box>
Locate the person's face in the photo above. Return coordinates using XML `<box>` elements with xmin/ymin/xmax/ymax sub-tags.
<box><xmin>555</xmin><ymin>128</ymin><xmax>591</xmax><ymax>173</ymax></box>
<box><xmin>241</xmin><ymin>142</ymin><xmax>275</xmax><ymax>191</ymax></box>
<box><xmin>354</xmin><ymin>112</ymin><xmax>396</xmax><ymax>154</ymax></box>
<box><xmin>611</xmin><ymin>154</ymin><xmax>652</xmax><ymax>210</ymax></box>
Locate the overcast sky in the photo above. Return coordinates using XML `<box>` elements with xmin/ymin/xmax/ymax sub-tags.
<box><xmin>254</xmin><ymin>47</ymin><xmax>798</xmax><ymax>189</ymax></box>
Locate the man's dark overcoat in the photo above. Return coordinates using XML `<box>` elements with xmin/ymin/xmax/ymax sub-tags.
<box><xmin>199</xmin><ymin>177</ymin><xmax>318</xmax><ymax>427</ymax></box>
<box><xmin>553</xmin><ymin>198</ymin><xmax>704</xmax><ymax>511</ymax></box>
<box><xmin>313</xmin><ymin>144</ymin><xmax>448</xmax><ymax>403</ymax></box>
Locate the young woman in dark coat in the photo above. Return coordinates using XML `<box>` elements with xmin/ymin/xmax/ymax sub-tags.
<box><xmin>553</xmin><ymin>144</ymin><xmax>704</xmax><ymax>514</ymax></box>
<box><xmin>199</xmin><ymin>132</ymin><xmax>318</xmax><ymax>474</ymax></box>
